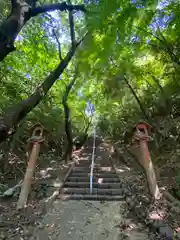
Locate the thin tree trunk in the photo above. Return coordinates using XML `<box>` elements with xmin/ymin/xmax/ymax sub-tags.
<box><xmin>152</xmin><ymin>76</ymin><xmax>165</xmax><ymax>96</ymax></box>
<box><xmin>62</xmin><ymin>70</ymin><xmax>78</xmax><ymax>163</ymax></box>
<box><xmin>146</xmin><ymin>75</ymin><xmax>171</xmax><ymax>116</ymax></box>
<box><xmin>123</xmin><ymin>76</ymin><xmax>149</xmax><ymax>120</ymax></box>
<box><xmin>151</xmin><ymin>76</ymin><xmax>171</xmax><ymax>109</ymax></box>
<box><xmin>63</xmin><ymin>102</ymin><xmax>73</xmax><ymax>164</ymax></box>
<box><xmin>0</xmin><ymin>37</ymin><xmax>84</xmax><ymax>143</ymax></box>
<box><xmin>124</xmin><ymin>77</ymin><xmax>165</xmax><ymax>140</ymax></box>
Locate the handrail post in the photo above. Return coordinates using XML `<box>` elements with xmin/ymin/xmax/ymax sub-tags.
<box><xmin>90</xmin><ymin>126</ymin><xmax>96</xmax><ymax>194</ymax></box>
<box><xmin>17</xmin><ymin>126</ymin><xmax>44</xmax><ymax>209</ymax></box>
<box><xmin>133</xmin><ymin>122</ymin><xmax>160</xmax><ymax>200</ymax></box>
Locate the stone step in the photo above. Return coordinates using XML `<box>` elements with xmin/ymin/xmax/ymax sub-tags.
<box><xmin>70</xmin><ymin>172</ymin><xmax>118</xmax><ymax>178</ymax></box>
<box><xmin>72</xmin><ymin>167</ymin><xmax>90</xmax><ymax>172</ymax></box>
<box><xmin>72</xmin><ymin>166</ymin><xmax>114</xmax><ymax>172</ymax></box>
<box><xmin>76</xmin><ymin>160</ymin><xmax>91</xmax><ymax>165</ymax></box>
<box><xmin>67</xmin><ymin>177</ymin><xmax>120</xmax><ymax>183</ymax></box>
<box><xmin>62</xmin><ymin>188</ymin><xmax>123</xmax><ymax>195</ymax></box>
<box><xmin>74</xmin><ymin>165</ymin><xmax>90</xmax><ymax>168</ymax></box>
<box><xmin>75</xmin><ymin>164</ymin><xmax>112</xmax><ymax>168</ymax></box>
<box><xmin>58</xmin><ymin>194</ymin><xmax>125</xmax><ymax>201</ymax></box>
<box><xmin>64</xmin><ymin>182</ymin><xmax>122</xmax><ymax>188</ymax></box>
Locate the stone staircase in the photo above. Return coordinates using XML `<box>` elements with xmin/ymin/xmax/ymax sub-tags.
<box><xmin>59</xmin><ymin>154</ymin><xmax>125</xmax><ymax>201</ymax></box>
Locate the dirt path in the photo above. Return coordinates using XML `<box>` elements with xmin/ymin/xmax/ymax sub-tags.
<box><xmin>35</xmin><ymin>199</ymin><xmax>153</xmax><ymax>240</ymax></box>
<box><xmin>32</xmin><ymin>139</ymin><xmax>155</xmax><ymax>240</ymax></box>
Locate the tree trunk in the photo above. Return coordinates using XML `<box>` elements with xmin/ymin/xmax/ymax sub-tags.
<box><xmin>63</xmin><ymin>101</ymin><xmax>73</xmax><ymax>163</ymax></box>
<box><xmin>0</xmin><ymin>0</ymin><xmax>34</xmax><ymax>61</ymax></box>
<box><xmin>62</xmin><ymin>71</ymin><xmax>77</xmax><ymax>163</ymax></box>
<box><xmin>0</xmin><ymin>39</ymin><xmax>82</xmax><ymax>143</ymax></box>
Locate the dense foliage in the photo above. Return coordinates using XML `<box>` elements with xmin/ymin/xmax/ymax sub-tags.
<box><xmin>1</xmin><ymin>0</ymin><xmax>180</xmax><ymax>163</ymax></box>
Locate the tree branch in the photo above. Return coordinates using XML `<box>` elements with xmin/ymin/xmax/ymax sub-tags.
<box><xmin>46</xmin><ymin>12</ymin><xmax>63</xmax><ymax>61</ymax></box>
<box><xmin>30</xmin><ymin>2</ymin><xmax>85</xmax><ymax>17</ymax></box>
<box><xmin>67</xmin><ymin>0</ymin><xmax>76</xmax><ymax>47</ymax></box>
<box><xmin>156</xmin><ymin>24</ymin><xmax>180</xmax><ymax>65</ymax></box>
<box><xmin>52</xmin><ymin>28</ymin><xmax>63</xmax><ymax>60</ymax></box>
<box><xmin>133</xmin><ymin>25</ymin><xmax>164</xmax><ymax>44</ymax></box>
<box><xmin>134</xmin><ymin>25</ymin><xmax>180</xmax><ymax>65</ymax></box>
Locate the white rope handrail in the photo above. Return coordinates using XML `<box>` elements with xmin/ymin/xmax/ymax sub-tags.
<box><xmin>90</xmin><ymin>125</ymin><xmax>96</xmax><ymax>195</ymax></box>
